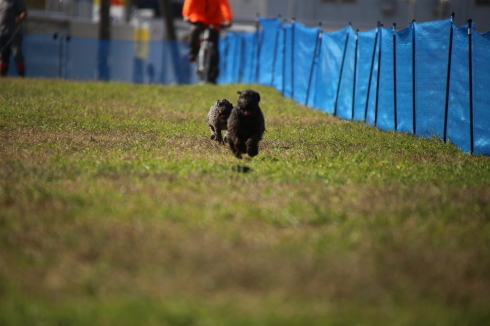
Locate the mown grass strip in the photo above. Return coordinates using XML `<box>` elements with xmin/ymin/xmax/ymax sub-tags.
<box><xmin>1</xmin><ymin>78</ymin><xmax>489</xmax><ymax>325</ymax></box>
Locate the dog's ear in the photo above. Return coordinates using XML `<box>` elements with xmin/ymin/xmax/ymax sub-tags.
<box><xmin>237</xmin><ymin>91</ymin><xmax>242</xmax><ymax>95</ymax></box>
<box><xmin>256</xmin><ymin>92</ymin><xmax>261</xmax><ymax>102</ymax></box>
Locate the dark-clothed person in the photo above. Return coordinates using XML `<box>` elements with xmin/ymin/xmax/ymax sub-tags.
<box><xmin>0</xmin><ymin>0</ymin><xmax>27</xmax><ymax>77</ymax></box>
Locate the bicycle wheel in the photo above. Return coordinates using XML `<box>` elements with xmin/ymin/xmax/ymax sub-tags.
<box><xmin>197</xmin><ymin>40</ymin><xmax>207</xmax><ymax>83</ymax></box>
<box><xmin>197</xmin><ymin>41</ymin><xmax>216</xmax><ymax>84</ymax></box>
<box><xmin>203</xmin><ymin>42</ymin><xmax>216</xmax><ymax>83</ymax></box>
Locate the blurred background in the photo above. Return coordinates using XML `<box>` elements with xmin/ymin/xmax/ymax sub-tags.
<box><xmin>25</xmin><ymin>0</ymin><xmax>490</xmax><ymax>42</ymax></box>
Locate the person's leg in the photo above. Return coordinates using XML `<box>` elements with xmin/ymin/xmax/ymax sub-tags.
<box><xmin>11</xmin><ymin>34</ymin><xmax>25</xmax><ymax>77</ymax></box>
<box><xmin>0</xmin><ymin>35</ymin><xmax>11</xmax><ymax>77</ymax></box>
<box><xmin>188</xmin><ymin>22</ymin><xmax>205</xmax><ymax>62</ymax></box>
<box><xmin>208</xmin><ymin>29</ymin><xmax>220</xmax><ymax>83</ymax></box>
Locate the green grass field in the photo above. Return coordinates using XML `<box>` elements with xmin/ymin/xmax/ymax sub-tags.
<box><xmin>1</xmin><ymin>78</ymin><xmax>489</xmax><ymax>325</ymax></box>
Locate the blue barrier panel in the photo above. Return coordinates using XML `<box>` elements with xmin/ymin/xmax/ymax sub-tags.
<box><xmin>292</xmin><ymin>22</ymin><xmax>320</xmax><ymax>106</ymax></box>
<box><xmin>67</xmin><ymin>37</ymin><xmax>99</xmax><ymax>81</ymax></box>
<box><xmin>282</xmin><ymin>23</ymin><xmax>294</xmax><ymax>98</ymax></box>
<box><xmin>272</xmin><ymin>25</ymin><xmax>285</xmax><ymax>92</ymax></box>
<box><xmin>395</xmin><ymin>25</ymin><xmax>414</xmax><ymax>133</ymax></box>
<box><xmin>224</xmin><ymin>32</ymin><xmax>243</xmax><ymax>83</ymax></box>
<box><xmin>258</xmin><ymin>17</ymin><xmax>282</xmax><ymax>85</ymax></box>
<box><xmin>108</xmin><ymin>40</ymin><xmax>134</xmax><ymax>82</ymax></box>
<box><xmin>336</xmin><ymin>26</ymin><xmax>356</xmax><ymax>120</ymax></box>
<box><xmin>305</xmin><ymin>28</ymin><xmax>322</xmax><ymax>107</ymax></box>
<box><xmin>240</xmin><ymin>32</ymin><xmax>256</xmax><ymax>84</ymax></box>
<box><xmin>162</xmin><ymin>40</ymin><xmax>195</xmax><ymax>85</ymax></box>
<box><xmin>377</xmin><ymin>26</ymin><xmax>395</xmax><ymax>131</ymax></box>
<box><xmin>96</xmin><ymin>39</ymin><xmax>111</xmax><ymax>81</ymax></box>
<box><xmin>24</xmin><ymin>34</ymin><xmax>61</xmax><ymax>78</ymax></box>
<box><xmin>149</xmin><ymin>40</ymin><xmax>165</xmax><ymax>84</ymax></box>
<box><xmin>149</xmin><ymin>40</ymin><xmax>169</xmax><ymax>84</ymax></box>
<box><xmin>313</xmin><ymin>26</ymin><xmax>349</xmax><ymax>114</ymax></box>
<box><xmin>219</xmin><ymin>33</ymin><xmax>237</xmax><ymax>84</ymax></box>
<box><xmin>472</xmin><ymin>30</ymin><xmax>490</xmax><ymax>155</ymax></box>
<box><xmin>353</xmin><ymin>28</ymin><xmax>376</xmax><ymax>121</ymax></box>
<box><xmin>251</xmin><ymin>29</ymin><xmax>261</xmax><ymax>83</ymax></box>
<box><xmin>447</xmin><ymin>24</ymin><xmax>471</xmax><ymax>153</ymax></box>
<box><xmin>218</xmin><ymin>35</ymin><xmax>229</xmax><ymax>84</ymax></box>
<box><xmin>414</xmin><ymin>19</ymin><xmax>451</xmax><ymax>138</ymax></box>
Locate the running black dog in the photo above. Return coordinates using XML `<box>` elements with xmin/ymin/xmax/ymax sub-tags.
<box><xmin>207</xmin><ymin>99</ymin><xmax>233</xmax><ymax>144</ymax></box>
<box><xmin>227</xmin><ymin>89</ymin><xmax>265</xmax><ymax>159</ymax></box>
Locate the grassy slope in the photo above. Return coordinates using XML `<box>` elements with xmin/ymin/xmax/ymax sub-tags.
<box><xmin>1</xmin><ymin>78</ymin><xmax>489</xmax><ymax>325</ymax></box>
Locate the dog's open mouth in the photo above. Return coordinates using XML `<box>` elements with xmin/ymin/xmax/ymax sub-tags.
<box><xmin>219</xmin><ymin>113</ymin><xmax>228</xmax><ymax>120</ymax></box>
<box><xmin>243</xmin><ymin>110</ymin><xmax>252</xmax><ymax>116</ymax></box>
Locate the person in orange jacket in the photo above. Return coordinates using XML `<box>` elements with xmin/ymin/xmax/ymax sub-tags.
<box><xmin>182</xmin><ymin>0</ymin><xmax>233</xmax><ymax>83</ymax></box>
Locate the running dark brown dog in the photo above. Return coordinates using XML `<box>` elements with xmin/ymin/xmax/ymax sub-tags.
<box><xmin>226</xmin><ymin>89</ymin><xmax>265</xmax><ymax>159</ymax></box>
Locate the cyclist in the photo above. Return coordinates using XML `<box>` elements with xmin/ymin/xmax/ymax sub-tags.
<box><xmin>182</xmin><ymin>0</ymin><xmax>233</xmax><ymax>84</ymax></box>
<box><xmin>0</xmin><ymin>0</ymin><xmax>27</xmax><ymax>77</ymax></box>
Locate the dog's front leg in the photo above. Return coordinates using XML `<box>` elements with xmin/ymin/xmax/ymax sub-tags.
<box><xmin>245</xmin><ymin>138</ymin><xmax>259</xmax><ymax>157</ymax></box>
<box><xmin>209</xmin><ymin>124</ymin><xmax>217</xmax><ymax>140</ymax></box>
<box><xmin>215</xmin><ymin>127</ymin><xmax>224</xmax><ymax>144</ymax></box>
<box><xmin>228</xmin><ymin>139</ymin><xmax>242</xmax><ymax>159</ymax></box>
<box><xmin>235</xmin><ymin>140</ymin><xmax>246</xmax><ymax>155</ymax></box>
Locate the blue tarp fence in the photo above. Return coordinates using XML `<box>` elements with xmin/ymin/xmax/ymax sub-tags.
<box><xmin>7</xmin><ymin>16</ymin><xmax>490</xmax><ymax>155</ymax></box>
<box><xmin>15</xmin><ymin>34</ymin><xmax>197</xmax><ymax>84</ymax></box>
<box><xmin>219</xmin><ymin>17</ymin><xmax>490</xmax><ymax>155</ymax></box>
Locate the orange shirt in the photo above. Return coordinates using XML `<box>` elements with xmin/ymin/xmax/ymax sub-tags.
<box><xmin>182</xmin><ymin>0</ymin><xmax>233</xmax><ymax>26</ymax></box>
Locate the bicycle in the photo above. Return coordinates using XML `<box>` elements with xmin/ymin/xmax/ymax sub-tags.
<box><xmin>195</xmin><ymin>23</ymin><xmax>229</xmax><ymax>84</ymax></box>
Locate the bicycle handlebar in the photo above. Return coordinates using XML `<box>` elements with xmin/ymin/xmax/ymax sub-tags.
<box><xmin>187</xmin><ymin>21</ymin><xmax>232</xmax><ymax>30</ymax></box>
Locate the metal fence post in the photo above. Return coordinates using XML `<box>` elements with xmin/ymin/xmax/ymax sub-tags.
<box><xmin>364</xmin><ymin>22</ymin><xmax>380</xmax><ymax>122</ymax></box>
<box><xmin>291</xmin><ymin>18</ymin><xmax>296</xmax><ymax>99</ymax></box>
<box><xmin>393</xmin><ymin>23</ymin><xmax>398</xmax><ymax>131</ymax></box>
<box><xmin>270</xmin><ymin>15</ymin><xmax>282</xmax><ymax>87</ymax></box>
<box><xmin>305</xmin><ymin>23</ymin><xmax>322</xmax><ymax>106</ymax></box>
<box><xmin>374</xmin><ymin>23</ymin><xmax>383</xmax><ymax>127</ymax></box>
<box><xmin>443</xmin><ymin>13</ymin><xmax>455</xmax><ymax>142</ymax></box>
<box><xmin>351</xmin><ymin>29</ymin><xmax>359</xmax><ymax>121</ymax></box>
<box><xmin>468</xmin><ymin>19</ymin><xmax>474</xmax><ymax>154</ymax></box>
<box><xmin>411</xmin><ymin>20</ymin><xmax>416</xmax><ymax>135</ymax></box>
<box><xmin>334</xmin><ymin>23</ymin><xmax>351</xmax><ymax>117</ymax></box>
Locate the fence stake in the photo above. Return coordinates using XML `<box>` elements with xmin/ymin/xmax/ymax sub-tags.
<box><xmin>271</xmin><ymin>15</ymin><xmax>282</xmax><ymax>87</ymax></box>
<box><xmin>234</xmin><ymin>33</ymin><xmax>239</xmax><ymax>82</ymax></box>
<box><xmin>411</xmin><ymin>20</ymin><xmax>416</xmax><ymax>135</ymax></box>
<box><xmin>334</xmin><ymin>23</ymin><xmax>351</xmax><ymax>117</ymax></box>
<box><xmin>238</xmin><ymin>33</ymin><xmax>245</xmax><ymax>83</ymax></box>
<box><xmin>291</xmin><ymin>18</ymin><xmax>296</xmax><ymax>99</ymax></box>
<box><xmin>351</xmin><ymin>29</ymin><xmax>359</xmax><ymax>120</ymax></box>
<box><xmin>393</xmin><ymin>23</ymin><xmax>398</xmax><ymax>131</ymax></box>
<box><xmin>254</xmin><ymin>13</ymin><xmax>262</xmax><ymax>83</ymax></box>
<box><xmin>282</xmin><ymin>19</ymin><xmax>287</xmax><ymax>94</ymax></box>
<box><xmin>305</xmin><ymin>23</ymin><xmax>322</xmax><ymax>106</ymax></box>
<box><xmin>221</xmin><ymin>35</ymin><xmax>229</xmax><ymax>83</ymax></box>
<box><xmin>468</xmin><ymin>19</ymin><xmax>474</xmax><ymax>154</ymax></box>
<box><xmin>443</xmin><ymin>13</ymin><xmax>455</xmax><ymax>143</ymax></box>
<box><xmin>374</xmin><ymin>23</ymin><xmax>383</xmax><ymax>127</ymax></box>
<box><xmin>364</xmin><ymin>22</ymin><xmax>380</xmax><ymax>122</ymax></box>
